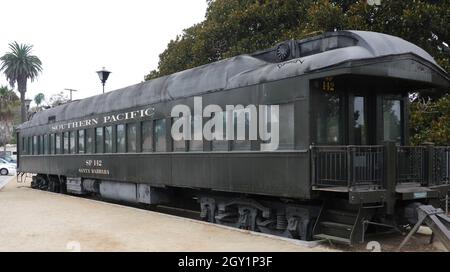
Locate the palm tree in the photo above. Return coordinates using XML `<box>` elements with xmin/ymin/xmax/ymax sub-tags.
<box><xmin>0</xmin><ymin>42</ymin><xmax>42</xmax><ymax>123</ymax></box>
<box><xmin>34</xmin><ymin>92</ymin><xmax>45</xmax><ymax>107</ymax></box>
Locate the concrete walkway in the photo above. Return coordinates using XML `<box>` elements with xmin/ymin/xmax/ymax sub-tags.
<box><xmin>0</xmin><ymin>177</ymin><xmax>335</xmax><ymax>252</ymax></box>
<box><xmin>0</xmin><ymin>175</ymin><xmax>12</xmax><ymax>191</ymax></box>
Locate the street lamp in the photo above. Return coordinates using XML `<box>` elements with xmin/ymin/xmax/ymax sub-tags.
<box><xmin>96</xmin><ymin>67</ymin><xmax>111</xmax><ymax>94</ymax></box>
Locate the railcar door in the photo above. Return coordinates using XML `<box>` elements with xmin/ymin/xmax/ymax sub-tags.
<box><xmin>349</xmin><ymin>94</ymin><xmax>405</xmax><ymax>146</ymax></box>
<box><xmin>351</xmin><ymin>95</ymin><xmax>369</xmax><ymax>145</ymax></box>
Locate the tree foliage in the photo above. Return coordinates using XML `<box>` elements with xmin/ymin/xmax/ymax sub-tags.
<box><xmin>0</xmin><ymin>41</ymin><xmax>43</xmax><ymax>123</ymax></box>
<box><xmin>48</xmin><ymin>91</ymin><xmax>70</xmax><ymax>107</ymax></box>
<box><xmin>34</xmin><ymin>93</ymin><xmax>45</xmax><ymax>107</ymax></box>
<box><xmin>410</xmin><ymin>95</ymin><xmax>450</xmax><ymax>146</ymax></box>
<box><xmin>145</xmin><ymin>0</ymin><xmax>450</xmax><ymax>80</ymax></box>
<box><xmin>0</xmin><ymin>85</ymin><xmax>20</xmax><ymax>147</ymax></box>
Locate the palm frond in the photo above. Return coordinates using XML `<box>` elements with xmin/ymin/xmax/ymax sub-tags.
<box><xmin>0</xmin><ymin>41</ymin><xmax>43</xmax><ymax>88</ymax></box>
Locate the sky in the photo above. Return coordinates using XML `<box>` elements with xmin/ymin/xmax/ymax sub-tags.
<box><xmin>0</xmin><ymin>0</ymin><xmax>208</xmax><ymax>105</ymax></box>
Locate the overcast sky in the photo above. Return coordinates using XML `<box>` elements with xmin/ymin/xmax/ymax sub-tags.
<box><xmin>0</xmin><ymin>0</ymin><xmax>207</xmax><ymax>105</ymax></box>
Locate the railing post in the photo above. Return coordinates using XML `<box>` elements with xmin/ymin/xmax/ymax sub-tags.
<box><xmin>384</xmin><ymin>141</ymin><xmax>397</xmax><ymax>215</ymax></box>
<box><xmin>311</xmin><ymin>146</ymin><xmax>316</xmax><ymax>187</ymax></box>
<box><xmin>347</xmin><ymin>146</ymin><xmax>353</xmax><ymax>188</ymax></box>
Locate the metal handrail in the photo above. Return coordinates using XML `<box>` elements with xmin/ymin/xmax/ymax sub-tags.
<box><xmin>312</xmin><ymin>145</ymin><xmax>450</xmax><ymax>188</ymax></box>
<box><xmin>311</xmin><ymin>145</ymin><xmax>384</xmax><ymax>188</ymax></box>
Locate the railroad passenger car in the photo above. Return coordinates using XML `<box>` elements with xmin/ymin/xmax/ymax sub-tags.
<box><xmin>16</xmin><ymin>31</ymin><xmax>450</xmax><ymax>244</ymax></box>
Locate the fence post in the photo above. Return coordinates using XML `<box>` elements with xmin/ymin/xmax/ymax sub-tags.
<box><xmin>384</xmin><ymin>141</ymin><xmax>397</xmax><ymax>215</ymax></box>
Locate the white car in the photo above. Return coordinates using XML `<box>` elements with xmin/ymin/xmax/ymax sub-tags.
<box><xmin>0</xmin><ymin>162</ymin><xmax>16</xmax><ymax>176</ymax></box>
<box><xmin>0</xmin><ymin>158</ymin><xmax>16</xmax><ymax>168</ymax></box>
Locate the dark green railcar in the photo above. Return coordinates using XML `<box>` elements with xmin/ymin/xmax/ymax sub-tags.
<box><xmin>16</xmin><ymin>31</ymin><xmax>450</xmax><ymax>244</ymax></box>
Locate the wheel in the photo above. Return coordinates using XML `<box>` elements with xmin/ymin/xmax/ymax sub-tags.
<box><xmin>0</xmin><ymin>168</ymin><xmax>8</xmax><ymax>176</ymax></box>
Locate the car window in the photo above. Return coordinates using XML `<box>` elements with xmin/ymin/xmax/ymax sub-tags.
<box><xmin>1</xmin><ymin>158</ymin><xmax>14</xmax><ymax>163</ymax></box>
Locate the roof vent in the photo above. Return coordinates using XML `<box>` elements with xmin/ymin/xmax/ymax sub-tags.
<box><xmin>276</xmin><ymin>43</ymin><xmax>291</xmax><ymax>61</ymax></box>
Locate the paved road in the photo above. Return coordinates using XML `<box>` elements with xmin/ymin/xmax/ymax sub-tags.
<box><xmin>0</xmin><ymin>178</ymin><xmax>335</xmax><ymax>252</ymax></box>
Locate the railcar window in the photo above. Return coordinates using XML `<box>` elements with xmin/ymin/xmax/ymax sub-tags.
<box><xmin>116</xmin><ymin>124</ymin><xmax>126</xmax><ymax>153</ymax></box>
<box><xmin>141</xmin><ymin>121</ymin><xmax>153</xmax><ymax>152</ymax></box>
<box><xmin>55</xmin><ymin>134</ymin><xmax>61</xmax><ymax>154</ymax></box>
<box><xmin>300</xmin><ymin>39</ymin><xmax>322</xmax><ymax>58</ymax></box>
<box><xmin>231</xmin><ymin>109</ymin><xmax>251</xmax><ymax>151</ymax></box>
<box><xmin>104</xmin><ymin>126</ymin><xmax>113</xmax><ymax>153</ymax></box>
<box><xmin>261</xmin><ymin>104</ymin><xmax>294</xmax><ymax>150</ymax></box>
<box><xmin>154</xmin><ymin>119</ymin><xmax>167</xmax><ymax>152</ymax></box>
<box><xmin>315</xmin><ymin>92</ymin><xmax>343</xmax><ymax>145</ymax></box>
<box><xmin>96</xmin><ymin>127</ymin><xmax>104</xmax><ymax>153</ymax></box>
<box><xmin>78</xmin><ymin>130</ymin><xmax>85</xmax><ymax>154</ymax></box>
<box><xmin>33</xmin><ymin>136</ymin><xmax>38</xmax><ymax>155</ymax></box>
<box><xmin>22</xmin><ymin>137</ymin><xmax>26</xmax><ymax>154</ymax></box>
<box><xmin>86</xmin><ymin>129</ymin><xmax>93</xmax><ymax>154</ymax></box>
<box><xmin>63</xmin><ymin>132</ymin><xmax>69</xmax><ymax>154</ymax></box>
<box><xmin>29</xmin><ymin>137</ymin><xmax>33</xmax><ymax>155</ymax></box>
<box><xmin>127</xmin><ymin>123</ymin><xmax>137</xmax><ymax>153</ymax></box>
<box><xmin>299</xmin><ymin>36</ymin><xmax>356</xmax><ymax>58</ymax></box>
<box><xmin>37</xmin><ymin>135</ymin><xmax>41</xmax><ymax>155</ymax></box>
<box><xmin>383</xmin><ymin>99</ymin><xmax>403</xmax><ymax>144</ymax></box>
<box><xmin>279</xmin><ymin>104</ymin><xmax>295</xmax><ymax>149</ymax></box>
<box><xmin>354</xmin><ymin>97</ymin><xmax>367</xmax><ymax>145</ymax></box>
<box><xmin>69</xmin><ymin>131</ymin><xmax>76</xmax><ymax>154</ymax></box>
<box><xmin>50</xmin><ymin>134</ymin><xmax>55</xmax><ymax>154</ymax></box>
<box><xmin>212</xmin><ymin>112</ymin><xmax>228</xmax><ymax>151</ymax></box>
<box><xmin>39</xmin><ymin>136</ymin><xmax>44</xmax><ymax>154</ymax></box>
<box><xmin>172</xmin><ymin>117</ymin><xmax>186</xmax><ymax>152</ymax></box>
<box><xmin>189</xmin><ymin>115</ymin><xmax>203</xmax><ymax>151</ymax></box>
<box><xmin>43</xmin><ymin>134</ymin><xmax>49</xmax><ymax>155</ymax></box>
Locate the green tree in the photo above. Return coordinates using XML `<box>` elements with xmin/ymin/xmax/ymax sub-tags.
<box><xmin>0</xmin><ymin>42</ymin><xmax>43</xmax><ymax>123</ymax></box>
<box><xmin>48</xmin><ymin>91</ymin><xmax>69</xmax><ymax>107</ymax></box>
<box><xmin>410</xmin><ymin>95</ymin><xmax>450</xmax><ymax>145</ymax></box>
<box><xmin>144</xmin><ymin>0</ymin><xmax>449</xmax><ymax>80</ymax></box>
<box><xmin>34</xmin><ymin>92</ymin><xmax>45</xmax><ymax>107</ymax></box>
<box><xmin>0</xmin><ymin>86</ymin><xmax>20</xmax><ymax>151</ymax></box>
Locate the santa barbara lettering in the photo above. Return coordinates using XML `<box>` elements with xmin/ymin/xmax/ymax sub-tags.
<box><xmin>50</xmin><ymin>107</ymin><xmax>155</xmax><ymax>132</ymax></box>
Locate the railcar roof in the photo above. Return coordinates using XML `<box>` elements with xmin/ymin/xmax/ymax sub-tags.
<box><xmin>19</xmin><ymin>30</ymin><xmax>448</xmax><ymax>130</ymax></box>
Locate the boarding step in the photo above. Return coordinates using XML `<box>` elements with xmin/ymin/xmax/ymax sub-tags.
<box><xmin>320</xmin><ymin>221</ymin><xmax>353</xmax><ymax>231</ymax></box>
<box><xmin>313</xmin><ymin>199</ymin><xmax>374</xmax><ymax>244</ymax></box>
<box><xmin>313</xmin><ymin>234</ymin><xmax>351</xmax><ymax>245</ymax></box>
<box><xmin>312</xmin><ymin>186</ymin><xmax>349</xmax><ymax>193</ymax></box>
<box><xmin>323</xmin><ymin>209</ymin><xmax>358</xmax><ymax>225</ymax></box>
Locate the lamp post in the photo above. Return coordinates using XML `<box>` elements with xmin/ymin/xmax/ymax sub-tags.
<box><xmin>96</xmin><ymin>67</ymin><xmax>111</xmax><ymax>94</ymax></box>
